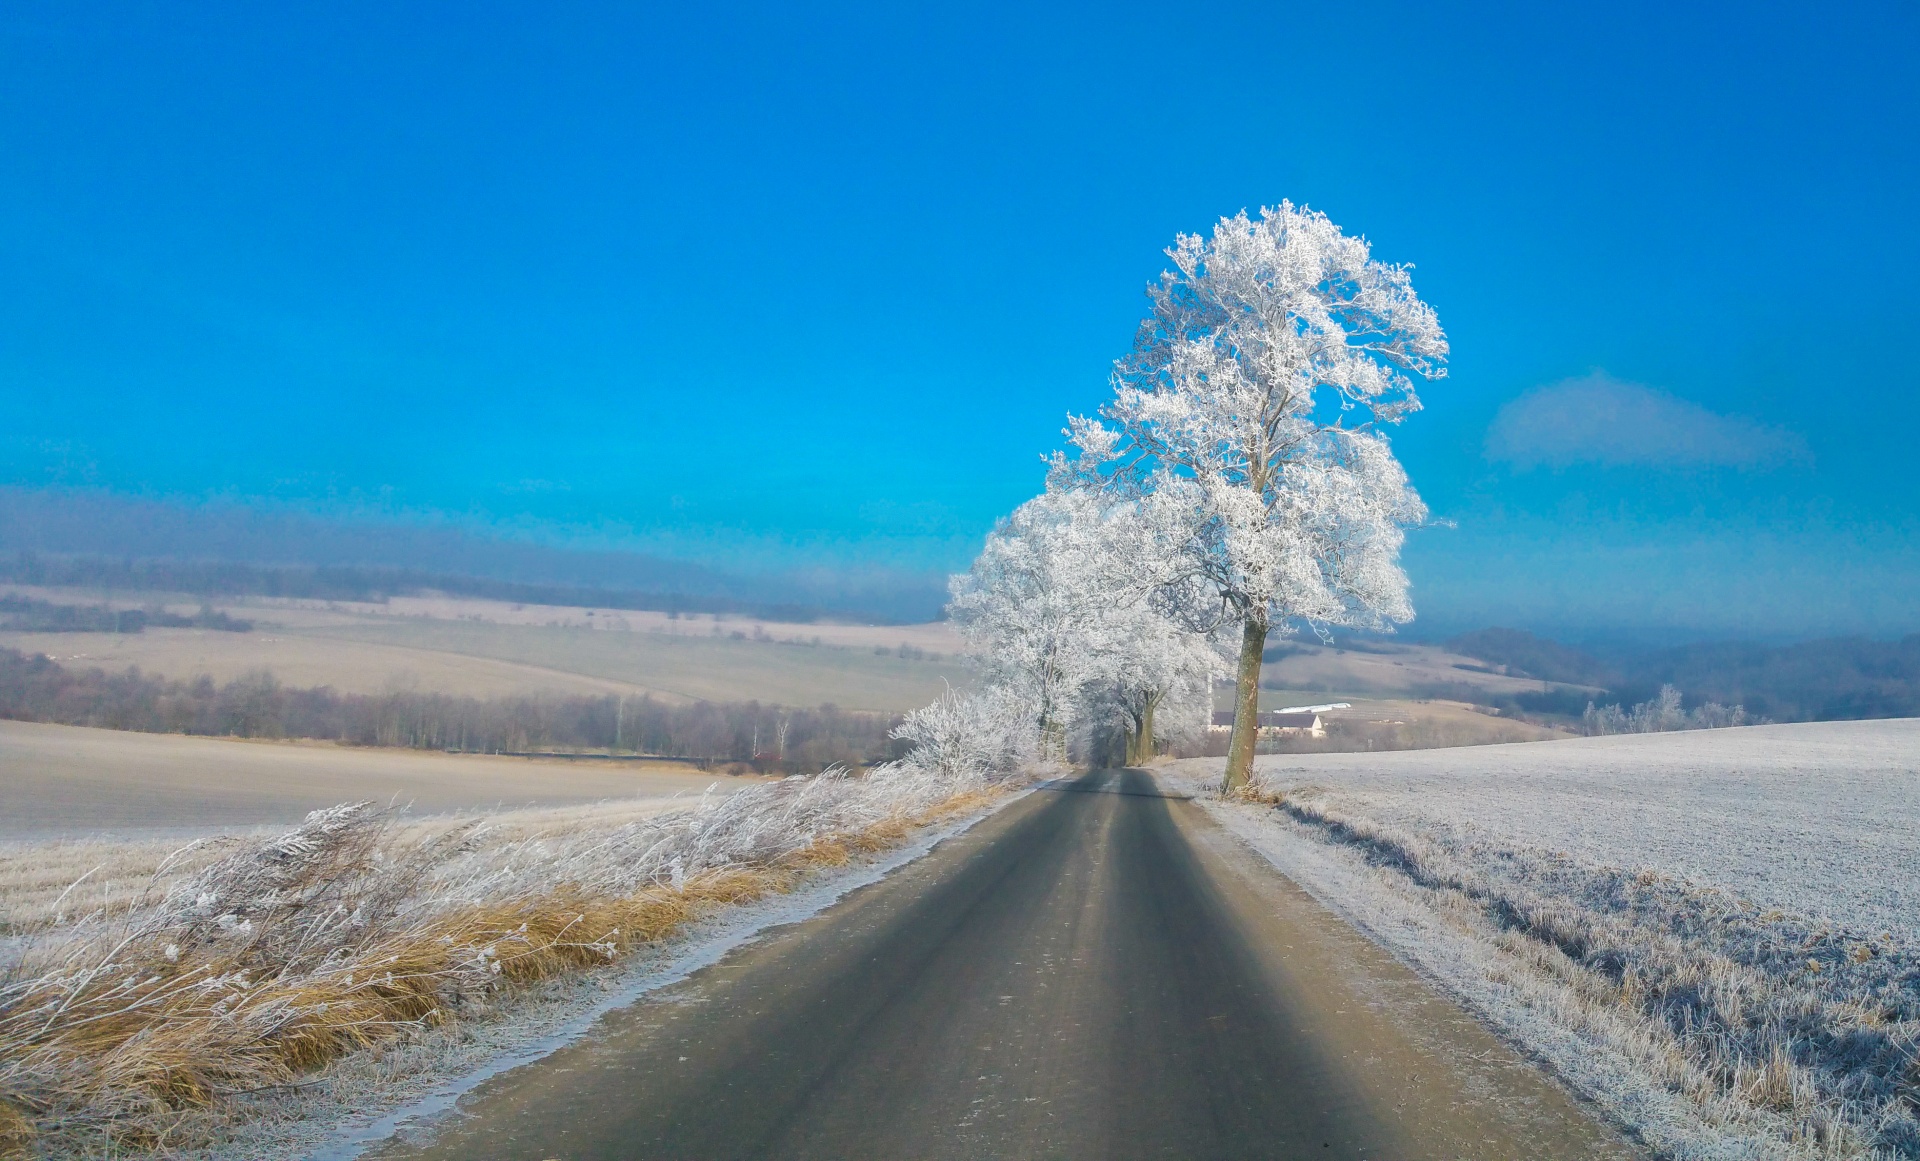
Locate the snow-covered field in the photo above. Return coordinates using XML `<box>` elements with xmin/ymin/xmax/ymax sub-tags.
<box><xmin>1166</xmin><ymin>719</ymin><xmax>1920</xmax><ymax>1160</ymax></box>
<box><xmin>1226</xmin><ymin>720</ymin><xmax>1920</xmax><ymax>934</ymax></box>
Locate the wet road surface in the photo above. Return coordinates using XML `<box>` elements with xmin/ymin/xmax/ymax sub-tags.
<box><xmin>366</xmin><ymin>769</ymin><xmax>1635</xmax><ymax>1160</ymax></box>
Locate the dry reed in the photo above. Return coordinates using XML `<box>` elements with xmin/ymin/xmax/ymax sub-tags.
<box><xmin>0</xmin><ymin>765</ymin><xmax>1007</xmax><ymax>1158</ymax></box>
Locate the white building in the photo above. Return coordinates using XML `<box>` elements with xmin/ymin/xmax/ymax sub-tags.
<box><xmin>1209</xmin><ymin>710</ymin><xmax>1327</xmax><ymax>740</ymax></box>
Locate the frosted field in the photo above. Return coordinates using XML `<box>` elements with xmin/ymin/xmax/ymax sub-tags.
<box><xmin>1223</xmin><ymin>719</ymin><xmax>1920</xmax><ymax>936</ymax></box>
<box><xmin>1167</xmin><ymin>720</ymin><xmax>1920</xmax><ymax>1159</ymax></box>
<box><xmin>0</xmin><ymin>719</ymin><xmax>763</xmax><ymax>839</ymax></box>
<box><xmin>0</xmin><ymin>585</ymin><xmax>967</xmax><ymax>710</ymax></box>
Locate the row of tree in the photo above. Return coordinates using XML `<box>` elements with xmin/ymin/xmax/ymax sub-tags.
<box><xmin>0</xmin><ymin>648</ymin><xmax>897</xmax><ymax>773</ymax></box>
<box><xmin>0</xmin><ymin>592</ymin><xmax>253</xmax><ymax>633</ymax></box>
<box><xmin>1452</xmin><ymin>626</ymin><xmax>1920</xmax><ymax>723</ymax></box>
<box><xmin>1581</xmin><ymin>685</ymin><xmax>1752</xmax><ymax>735</ymax></box>
<box><xmin>950</xmin><ymin>204</ymin><xmax>1447</xmax><ymax>790</ymax></box>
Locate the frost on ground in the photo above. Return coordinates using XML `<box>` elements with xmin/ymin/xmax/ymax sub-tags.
<box><xmin>241</xmin><ymin>797</ymin><xmax>1019</xmax><ymax>1161</ymax></box>
<box><xmin>1164</xmin><ymin>719</ymin><xmax>1920</xmax><ymax>1160</ymax></box>
<box><xmin>0</xmin><ymin>690</ymin><xmax>1038</xmax><ymax>1159</ymax></box>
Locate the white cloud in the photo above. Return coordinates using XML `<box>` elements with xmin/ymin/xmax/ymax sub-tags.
<box><xmin>1485</xmin><ymin>373</ymin><xmax>1809</xmax><ymax>470</ymax></box>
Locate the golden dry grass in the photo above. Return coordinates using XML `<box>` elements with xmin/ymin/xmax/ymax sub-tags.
<box><xmin>0</xmin><ymin>779</ymin><xmax>1000</xmax><ymax>1158</ymax></box>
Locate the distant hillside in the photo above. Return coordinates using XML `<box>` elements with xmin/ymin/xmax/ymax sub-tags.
<box><xmin>1448</xmin><ymin>627</ymin><xmax>1920</xmax><ymax>722</ymax></box>
<box><xmin>1618</xmin><ymin>636</ymin><xmax>1920</xmax><ymax>722</ymax></box>
<box><xmin>0</xmin><ymin>486</ymin><xmax>950</xmax><ymax>623</ymax></box>
<box><xmin>0</xmin><ymin>553</ymin><xmax>833</xmax><ymax>623</ymax></box>
<box><xmin>0</xmin><ymin>648</ymin><xmax>898</xmax><ymax>772</ymax></box>
<box><xmin>1443</xmin><ymin>628</ymin><xmax>1615</xmax><ymax>687</ymax></box>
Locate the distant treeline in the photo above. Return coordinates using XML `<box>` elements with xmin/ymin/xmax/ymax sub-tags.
<box><xmin>0</xmin><ymin>592</ymin><xmax>252</xmax><ymax>634</ymax></box>
<box><xmin>1580</xmin><ymin>685</ymin><xmax>1752</xmax><ymax>735</ymax></box>
<box><xmin>1445</xmin><ymin>628</ymin><xmax>1920</xmax><ymax>723</ymax></box>
<box><xmin>0</xmin><ymin>648</ymin><xmax>901</xmax><ymax>773</ymax></box>
<box><xmin>0</xmin><ymin>552</ymin><xmax>831</xmax><ymax>624</ymax></box>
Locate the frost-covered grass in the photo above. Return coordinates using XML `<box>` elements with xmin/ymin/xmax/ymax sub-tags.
<box><xmin>1231</xmin><ymin>720</ymin><xmax>1920</xmax><ymax>933</ymax></box>
<box><xmin>1167</xmin><ymin>719</ymin><xmax>1920</xmax><ymax>1159</ymax></box>
<box><xmin>0</xmin><ymin>757</ymin><xmax>1024</xmax><ymax>1157</ymax></box>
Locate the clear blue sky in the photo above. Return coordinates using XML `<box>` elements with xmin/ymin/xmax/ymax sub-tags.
<box><xmin>2</xmin><ymin>2</ymin><xmax>1915</xmax><ymax>638</ymax></box>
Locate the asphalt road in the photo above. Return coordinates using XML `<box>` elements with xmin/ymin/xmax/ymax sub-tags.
<box><xmin>369</xmin><ymin>770</ymin><xmax>1634</xmax><ymax>1160</ymax></box>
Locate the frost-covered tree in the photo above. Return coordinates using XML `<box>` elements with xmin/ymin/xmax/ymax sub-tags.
<box><xmin>1059</xmin><ymin>477</ymin><xmax>1224</xmax><ymax>765</ymax></box>
<box><xmin>1580</xmin><ymin>685</ymin><xmax>1752</xmax><ymax>735</ymax></box>
<box><xmin>1071</xmin><ymin>593</ymin><xmax>1221</xmax><ymax>765</ymax></box>
<box><xmin>889</xmin><ymin>684</ymin><xmax>1037</xmax><ymax>781</ymax></box>
<box><xmin>947</xmin><ymin>485</ymin><xmax>1112</xmax><ymax>755</ymax></box>
<box><xmin>949</xmin><ymin>462</ymin><xmax>1221</xmax><ymax>764</ymax></box>
<box><xmin>1059</xmin><ymin>449</ymin><xmax>1221</xmax><ymax>763</ymax></box>
<box><xmin>1084</xmin><ymin>204</ymin><xmax>1447</xmax><ymax>792</ymax></box>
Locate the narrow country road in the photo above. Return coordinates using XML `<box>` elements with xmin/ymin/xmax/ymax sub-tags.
<box><xmin>366</xmin><ymin>770</ymin><xmax>1634</xmax><ymax>1160</ymax></box>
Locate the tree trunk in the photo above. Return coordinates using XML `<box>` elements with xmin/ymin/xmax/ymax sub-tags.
<box><xmin>1222</xmin><ymin>615</ymin><xmax>1268</xmax><ymax>794</ymax></box>
<box><xmin>1038</xmin><ymin>716</ymin><xmax>1067</xmax><ymax>764</ymax></box>
<box><xmin>1125</xmin><ymin>689</ymin><xmax>1162</xmax><ymax>767</ymax></box>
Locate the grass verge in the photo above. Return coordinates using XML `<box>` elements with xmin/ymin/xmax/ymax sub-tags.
<box><xmin>1222</xmin><ymin>780</ymin><xmax>1919</xmax><ymax>1159</ymax></box>
<box><xmin>0</xmin><ymin>771</ymin><xmax>1004</xmax><ymax>1158</ymax></box>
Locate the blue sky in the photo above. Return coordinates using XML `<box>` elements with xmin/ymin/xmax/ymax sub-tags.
<box><xmin>2</xmin><ymin>2</ymin><xmax>1916</xmax><ymax>638</ymax></box>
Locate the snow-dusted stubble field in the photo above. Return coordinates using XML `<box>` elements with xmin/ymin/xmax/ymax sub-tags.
<box><xmin>1166</xmin><ymin>720</ymin><xmax>1920</xmax><ymax>1161</ymax></box>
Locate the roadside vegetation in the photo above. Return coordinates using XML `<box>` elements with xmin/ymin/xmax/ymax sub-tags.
<box><xmin>0</xmin><ymin>689</ymin><xmax>1036</xmax><ymax>1156</ymax></box>
<box><xmin>950</xmin><ymin>205</ymin><xmax>1446</xmax><ymax>782</ymax></box>
<box><xmin>1179</xmin><ymin>720</ymin><xmax>1920</xmax><ymax>1159</ymax></box>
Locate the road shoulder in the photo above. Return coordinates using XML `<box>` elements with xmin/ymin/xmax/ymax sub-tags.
<box><xmin>1159</xmin><ymin>769</ymin><xmax>1643</xmax><ymax>1159</ymax></box>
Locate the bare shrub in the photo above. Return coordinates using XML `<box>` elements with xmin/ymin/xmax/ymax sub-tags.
<box><xmin>888</xmin><ymin>686</ymin><xmax>1036</xmax><ymax>781</ymax></box>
